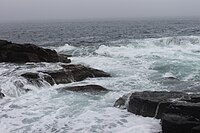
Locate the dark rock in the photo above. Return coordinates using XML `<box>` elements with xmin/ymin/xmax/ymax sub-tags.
<box><xmin>162</xmin><ymin>114</ymin><xmax>200</xmax><ymax>133</ymax></box>
<box><xmin>61</xmin><ymin>64</ymin><xmax>111</xmax><ymax>81</ymax></box>
<box><xmin>115</xmin><ymin>91</ymin><xmax>200</xmax><ymax>133</ymax></box>
<box><xmin>165</xmin><ymin>102</ymin><xmax>200</xmax><ymax>121</ymax></box>
<box><xmin>58</xmin><ymin>54</ymin><xmax>71</xmax><ymax>63</ymax></box>
<box><xmin>21</xmin><ymin>72</ymin><xmax>44</xmax><ymax>87</ymax></box>
<box><xmin>114</xmin><ymin>97</ymin><xmax>126</xmax><ymax>108</ymax></box>
<box><xmin>127</xmin><ymin>91</ymin><xmax>187</xmax><ymax>118</ymax></box>
<box><xmin>0</xmin><ymin>39</ymin><xmax>71</xmax><ymax>63</ymax></box>
<box><xmin>61</xmin><ymin>85</ymin><xmax>109</xmax><ymax>92</ymax></box>
<box><xmin>43</xmin><ymin>69</ymin><xmax>72</xmax><ymax>84</ymax></box>
<box><xmin>43</xmin><ymin>74</ymin><xmax>55</xmax><ymax>86</ymax></box>
<box><xmin>114</xmin><ymin>93</ymin><xmax>131</xmax><ymax>109</ymax></box>
<box><xmin>21</xmin><ymin>64</ymin><xmax>111</xmax><ymax>85</ymax></box>
<box><xmin>42</xmin><ymin>64</ymin><xmax>111</xmax><ymax>84</ymax></box>
<box><xmin>21</xmin><ymin>73</ymin><xmax>40</xmax><ymax>79</ymax></box>
<box><xmin>164</xmin><ymin>77</ymin><xmax>179</xmax><ymax>81</ymax></box>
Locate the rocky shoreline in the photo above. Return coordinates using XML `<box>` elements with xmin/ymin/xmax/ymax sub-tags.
<box><xmin>0</xmin><ymin>39</ymin><xmax>111</xmax><ymax>97</ymax></box>
<box><xmin>1</xmin><ymin>39</ymin><xmax>200</xmax><ymax>132</ymax></box>
<box><xmin>21</xmin><ymin>64</ymin><xmax>111</xmax><ymax>86</ymax></box>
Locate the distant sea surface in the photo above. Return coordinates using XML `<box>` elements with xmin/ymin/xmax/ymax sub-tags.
<box><xmin>1</xmin><ymin>19</ymin><xmax>200</xmax><ymax>133</ymax></box>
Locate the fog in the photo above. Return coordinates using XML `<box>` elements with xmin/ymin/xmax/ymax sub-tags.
<box><xmin>0</xmin><ymin>0</ymin><xmax>200</xmax><ymax>22</ymax></box>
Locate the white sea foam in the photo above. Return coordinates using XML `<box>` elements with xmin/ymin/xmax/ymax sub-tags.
<box><xmin>55</xmin><ymin>43</ymin><xmax>77</xmax><ymax>53</ymax></box>
<box><xmin>1</xmin><ymin>36</ymin><xmax>200</xmax><ymax>133</ymax></box>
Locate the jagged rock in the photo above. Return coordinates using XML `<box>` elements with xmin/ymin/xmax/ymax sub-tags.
<box><xmin>114</xmin><ymin>93</ymin><xmax>131</xmax><ymax>109</ymax></box>
<box><xmin>61</xmin><ymin>85</ymin><xmax>109</xmax><ymax>92</ymax></box>
<box><xmin>21</xmin><ymin>64</ymin><xmax>111</xmax><ymax>85</ymax></box>
<box><xmin>42</xmin><ymin>64</ymin><xmax>111</xmax><ymax>84</ymax></box>
<box><xmin>0</xmin><ymin>39</ymin><xmax>71</xmax><ymax>63</ymax></box>
<box><xmin>42</xmin><ymin>69</ymin><xmax>72</xmax><ymax>84</ymax></box>
<box><xmin>43</xmin><ymin>74</ymin><xmax>55</xmax><ymax>86</ymax></box>
<box><xmin>61</xmin><ymin>64</ymin><xmax>111</xmax><ymax>81</ymax></box>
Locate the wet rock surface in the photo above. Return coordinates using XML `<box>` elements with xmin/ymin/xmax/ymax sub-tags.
<box><xmin>127</xmin><ymin>91</ymin><xmax>188</xmax><ymax>118</ymax></box>
<box><xmin>21</xmin><ymin>64</ymin><xmax>111</xmax><ymax>86</ymax></box>
<box><xmin>115</xmin><ymin>91</ymin><xmax>200</xmax><ymax>133</ymax></box>
<box><xmin>0</xmin><ymin>39</ymin><xmax>71</xmax><ymax>63</ymax></box>
<box><xmin>61</xmin><ymin>85</ymin><xmax>109</xmax><ymax>92</ymax></box>
<box><xmin>114</xmin><ymin>93</ymin><xmax>131</xmax><ymax>109</ymax></box>
<box><xmin>21</xmin><ymin>72</ymin><xmax>45</xmax><ymax>87</ymax></box>
<box><xmin>60</xmin><ymin>64</ymin><xmax>111</xmax><ymax>81</ymax></box>
<box><xmin>162</xmin><ymin>114</ymin><xmax>200</xmax><ymax>133</ymax></box>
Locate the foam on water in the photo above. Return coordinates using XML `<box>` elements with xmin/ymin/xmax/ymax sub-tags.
<box><xmin>1</xmin><ymin>36</ymin><xmax>200</xmax><ymax>133</ymax></box>
<box><xmin>55</xmin><ymin>43</ymin><xmax>77</xmax><ymax>53</ymax></box>
<box><xmin>0</xmin><ymin>86</ymin><xmax>161</xmax><ymax>133</ymax></box>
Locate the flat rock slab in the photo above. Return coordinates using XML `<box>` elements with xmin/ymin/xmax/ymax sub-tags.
<box><xmin>128</xmin><ymin>91</ymin><xmax>188</xmax><ymax>118</ymax></box>
<box><xmin>61</xmin><ymin>85</ymin><xmax>109</xmax><ymax>92</ymax></box>
<box><xmin>0</xmin><ymin>39</ymin><xmax>70</xmax><ymax>63</ymax></box>
<box><xmin>115</xmin><ymin>91</ymin><xmax>200</xmax><ymax>133</ymax></box>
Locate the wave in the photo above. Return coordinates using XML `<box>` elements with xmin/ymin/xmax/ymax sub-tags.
<box><xmin>54</xmin><ymin>36</ymin><xmax>200</xmax><ymax>56</ymax></box>
<box><xmin>54</xmin><ymin>43</ymin><xmax>77</xmax><ymax>53</ymax></box>
<box><xmin>148</xmin><ymin>36</ymin><xmax>200</xmax><ymax>46</ymax></box>
<box><xmin>2</xmin><ymin>36</ymin><xmax>200</xmax><ymax>98</ymax></box>
<box><xmin>116</xmin><ymin>36</ymin><xmax>200</xmax><ymax>47</ymax></box>
<box><xmin>0</xmin><ymin>63</ymin><xmax>63</xmax><ymax>97</ymax></box>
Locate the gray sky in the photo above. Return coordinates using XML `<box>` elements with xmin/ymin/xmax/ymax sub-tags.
<box><xmin>0</xmin><ymin>0</ymin><xmax>200</xmax><ymax>22</ymax></box>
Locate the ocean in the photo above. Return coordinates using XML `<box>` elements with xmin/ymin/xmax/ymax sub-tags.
<box><xmin>1</xmin><ymin>19</ymin><xmax>200</xmax><ymax>133</ymax></box>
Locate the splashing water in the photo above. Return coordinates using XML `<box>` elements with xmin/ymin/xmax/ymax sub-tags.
<box><xmin>1</xmin><ymin>35</ymin><xmax>200</xmax><ymax>133</ymax></box>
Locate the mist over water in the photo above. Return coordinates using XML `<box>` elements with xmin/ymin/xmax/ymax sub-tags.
<box><xmin>1</xmin><ymin>19</ymin><xmax>200</xmax><ymax>133</ymax></box>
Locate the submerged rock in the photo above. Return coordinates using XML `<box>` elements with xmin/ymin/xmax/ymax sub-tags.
<box><xmin>0</xmin><ymin>39</ymin><xmax>71</xmax><ymax>63</ymax></box>
<box><xmin>21</xmin><ymin>64</ymin><xmax>111</xmax><ymax>85</ymax></box>
<box><xmin>0</xmin><ymin>90</ymin><xmax>5</xmax><ymax>99</ymax></box>
<box><xmin>115</xmin><ymin>91</ymin><xmax>200</xmax><ymax>133</ymax></box>
<box><xmin>160</xmin><ymin>77</ymin><xmax>181</xmax><ymax>85</ymax></box>
<box><xmin>21</xmin><ymin>72</ymin><xmax>44</xmax><ymax>87</ymax></box>
<box><xmin>61</xmin><ymin>85</ymin><xmax>109</xmax><ymax>92</ymax></box>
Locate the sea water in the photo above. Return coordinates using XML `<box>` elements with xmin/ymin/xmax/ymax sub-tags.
<box><xmin>1</xmin><ymin>19</ymin><xmax>200</xmax><ymax>133</ymax></box>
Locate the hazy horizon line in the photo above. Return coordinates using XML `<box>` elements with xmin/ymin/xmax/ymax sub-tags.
<box><xmin>1</xmin><ymin>16</ymin><xmax>200</xmax><ymax>24</ymax></box>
